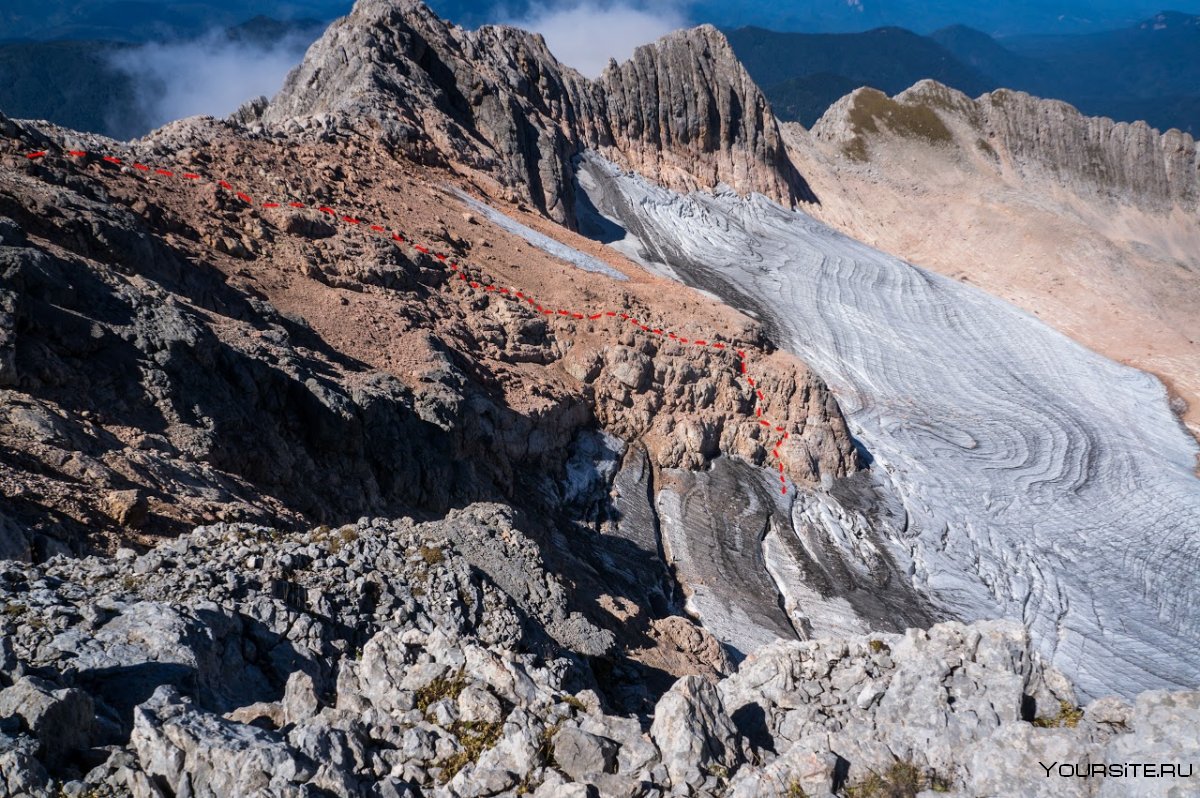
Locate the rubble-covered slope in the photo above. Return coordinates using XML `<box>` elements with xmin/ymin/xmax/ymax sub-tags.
<box><xmin>0</xmin><ymin>109</ymin><xmax>854</xmax><ymax>558</ymax></box>
<box><xmin>1</xmin><ymin>517</ymin><xmax>1196</xmax><ymax>798</ymax></box>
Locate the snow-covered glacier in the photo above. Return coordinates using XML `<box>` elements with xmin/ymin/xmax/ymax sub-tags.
<box><xmin>574</xmin><ymin>153</ymin><xmax>1200</xmax><ymax>699</ymax></box>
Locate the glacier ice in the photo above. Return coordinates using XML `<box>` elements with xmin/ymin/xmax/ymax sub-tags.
<box><xmin>454</xmin><ymin>188</ymin><xmax>628</xmax><ymax>280</ymax></box>
<box><xmin>575</xmin><ymin>152</ymin><xmax>1200</xmax><ymax>699</ymax></box>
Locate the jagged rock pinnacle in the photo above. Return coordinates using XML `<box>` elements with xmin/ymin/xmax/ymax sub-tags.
<box><xmin>261</xmin><ymin>0</ymin><xmax>813</xmax><ymax>224</ymax></box>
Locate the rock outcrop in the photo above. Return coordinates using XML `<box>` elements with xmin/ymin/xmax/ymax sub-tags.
<box><xmin>0</xmin><ymin>521</ymin><xmax>1196</xmax><ymax>796</ymax></box>
<box><xmin>259</xmin><ymin>0</ymin><xmax>811</xmax><ymax>223</ymax></box>
<box><xmin>810</xmin><ymin>80</ymin><xmax>1200</xmax><ymax>213</ymax></box>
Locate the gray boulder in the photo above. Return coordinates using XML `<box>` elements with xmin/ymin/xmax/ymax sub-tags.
<box><xmin>130</xmin><ymin>686</ymin><xmax>318</xmax><ymax>798</ymax></box>
<box><xmin>51</xmin><ymin>600</ymin><xmax>276</xmax><ymax>724</ymax></box>
<box><xmin>282</xmin><ymin>671</ymin><xmax>321</xmax><ymax>726</ymax></box>
<box><xmin>1095</xmin><ymin>690</ymin><xmax>1200</xmax><ymax>798</ymax></box>
<box><xmin>0</xmin><ymin>732</ymin><xmax>51</xmax><ymax>798</ymax></box>
<box><xmin>651</xmin><ymin>675</ymin><xmax>740</xmax><ymax>789</ymax></box>
<box><xmin>0</xmin><ymin>676</ymin><xmax>93</xmax><ymax>767</ymax></box>
<box><xmin>553</xmin><ymin>726</ymin><xmax>619</xmax><ymax>781</ymax></box>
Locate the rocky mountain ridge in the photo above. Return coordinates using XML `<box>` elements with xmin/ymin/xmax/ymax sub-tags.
<box><xmin>810</xmin><ymin>80</ymin><xmax>1200</xmax><ymax>212</ymax></box>
<box><xmin>258</xmin><ymin>0</ymin><xmax>811</xmax><ymax>224</ymax></box>
<box><xmin>1</xmin><ymin>0</ymin><xmax>1199</xmax><ymax>795</ymax></box>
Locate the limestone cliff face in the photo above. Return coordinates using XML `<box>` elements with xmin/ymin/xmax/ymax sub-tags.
<box><xmin>582</xmin><ymin>26</ymin><xmax>810</xmax><ymax>208</ymax></box>
<box><xmin>260</xmin><ymin>0</ymin><xmax>809</xmax><ymax>223</ymax></box>
<box><xmin>811</xmin><ymin>79</ymin><xmax>1200</xmax><ymax>212</ymax></box>
<box><xmin>971</xmin><ymin>85</ymin><xmax>1199</xmax><ymax>212</ymax></box>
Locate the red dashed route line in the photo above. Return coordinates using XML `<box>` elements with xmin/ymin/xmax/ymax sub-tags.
<box><xmin>23</xmin><ymin>147</ymin><xmax>794</xmax><ymax>494</ymax></box>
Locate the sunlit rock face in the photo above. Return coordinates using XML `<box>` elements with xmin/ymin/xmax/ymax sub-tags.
<box><xmin>262</xmin><ymin>0</ymin><xmax>811</xmax><ymax>224</ymax></box>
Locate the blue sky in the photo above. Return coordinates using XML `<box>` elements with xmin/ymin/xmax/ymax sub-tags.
<box><xmin>428</xmin><ymin>0</ymin><xmax>1200</xmax><ymax>36</ymax></box>
<box><xmin>4</xmin><ymin>0</ymin><xmax>1199</xmax><ymax>41</ymax></box>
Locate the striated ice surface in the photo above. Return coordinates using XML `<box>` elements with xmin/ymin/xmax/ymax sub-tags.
<box><xmin>575</xmin><ymin>153</ymin><xmax>1200</xmax><ymax>699</ymax></box>
<box><xmin>454</xmin><ymin>188</ymin><xmax>627</xmax><ymax>280</ymax></box>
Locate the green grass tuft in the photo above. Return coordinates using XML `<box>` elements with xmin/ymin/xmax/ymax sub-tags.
<box><xmin>787</xmin><ymin>780</ymin><xmax>811</xmax><ymax>798</ymax></box>
<box><xmin>436</xmin><ymin>719</ymin><xmax>505</xmax><ymax>784</ymax></box>
<box><xmin>1032</xmin><ymin>699</ymin><xmax>1084</xmax><ymax>729</ymax></box>
<box><xmin>418</xmin><ymin>545</ymin><xmax>445</xmax><ymax>565</ymax></box>
<box><xmin>844</xmin><ymin>759</ymin><xmax>951</xmax><ymax>797</ymax></box>
<box><xmin>841</xmin><ymin>88</ymin><xmax>954</xmax><ymax>161</ymax></box>
<box><xmin>415</xmin><ymin>668</ymin><xmax>468</xmax><ymax>715</ymax></box>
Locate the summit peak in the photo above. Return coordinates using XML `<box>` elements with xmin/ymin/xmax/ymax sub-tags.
<box><xmin>260</xmin><ymin>0</ymin><xmax>812</xmax><ymax>224</ymax></box>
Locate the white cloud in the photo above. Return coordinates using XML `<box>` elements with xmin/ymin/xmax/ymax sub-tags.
<box><xmin>507</xmin><ymin>1</ymin><xmax>689</xmax><ymax>78</ymax></box>
<box><xmin>107</xmin><ymin>30</ymin><xmax>314</xmax><ymax>135</ymax></box>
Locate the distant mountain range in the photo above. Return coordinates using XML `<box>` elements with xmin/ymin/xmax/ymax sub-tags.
<box><xmin>0</xmin><ymin>16</ymin><xmax>325</xmax><ymax>140</ymax></box>
<box><xmin>0</xmin><ymin>39</ymin><xmax>139</xmax><ymax>138</ymax></box>
<box><xmin>4</xmin><ymin>0</ymin><xmax>1199</xmax><ymax>40</ymax></box>
<box><xmin>423</xmin><ymin>0</ymin><xmax>1200</xmax><ymax>36</ymax></box>
<box><xmin>2</xmin><ymin>8</ymin><xmax>1197</xmax><ymax>140</ymax></box>
<box><xmin>0</xmin><ymin>0</ymin><xmax>347</xmax><ymax>42</ymax></box>
<box><xmin>728</xmin><ymin>11</ymin><xmax>1200</xmax><ymax>134</ymax></box>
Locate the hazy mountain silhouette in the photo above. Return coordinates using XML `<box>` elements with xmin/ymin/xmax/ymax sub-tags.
<box><xmin>726</xmin><ymin>26</ymin><xmax>998</xmax><ymax>126</ymax></box>
<box><xmin>0</xmin><ymin>0</ymin><xmax>347</xmax><ymax>41</ymax></box>
<box><xmin>729</xmin><ymin>12</ymin><xmax>1200</xmax><ymax>134</ymax></box>
<box><xmin>0</xmin><ymin>16</ymin><xmax>324</xmax><ymax>139</ymax></box>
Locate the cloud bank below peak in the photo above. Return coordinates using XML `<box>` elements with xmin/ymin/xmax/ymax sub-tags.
<box><xmin>106</xmin><ymin>27</ymin><xmax>317</xmax><ymax>135</ymax></box>
<box><xmin>504</xmin><ymin>1</ymin><xmax>689</xmax><ymax>78</ymax></box>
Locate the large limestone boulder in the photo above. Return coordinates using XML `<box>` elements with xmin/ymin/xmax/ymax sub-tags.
<box><xmin>651</xmin><ymin>674</ymin><xmax>741</xmax><ymax>790</ymax></box>
<box><xmin>0</xmin><ymin>676</ymin><xmax>93</xmax><ymax>768</ymax></box>
<box><xmin>130</xmin><ymin>686</ymin><xmax>317</xmax><ymax>798</ymax></box>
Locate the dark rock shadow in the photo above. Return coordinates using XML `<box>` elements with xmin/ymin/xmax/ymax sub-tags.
<box><xmin>573</xmin><ymin>183</ymin><xmax>627</xmax><ymax>245</ymax></box>
<box><xmin>75</xmin><ymin>661</ymin><xmax>198</xmax><ymax>740</ymax></box>
<box><xmin>71</xmin><ymin>609</ymin><xmax>312</xmax><ymax>743</ymax></box>
<box><xmin>732</xmin><ymin>702</ymin><xmax>775</xmax><ymax>757</ymax></box>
